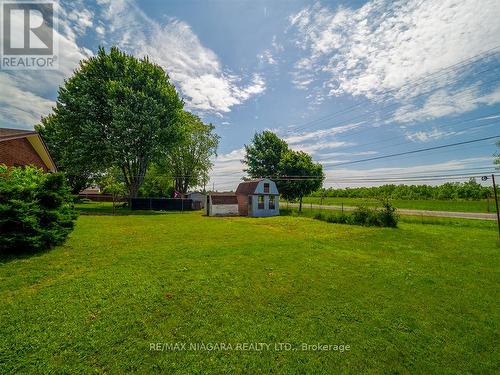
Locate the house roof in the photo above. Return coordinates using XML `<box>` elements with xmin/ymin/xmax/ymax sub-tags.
<box><xmin>235</xmin><ymin>179</ymin><xmax>263</xmax><ymax>195</ymax></box>
<box><xmin>0</xmin><ymin>128</ymin><xmax>37</xmax><ymax>142</ymax></box>
<box><xmin>0</xmin><ymin>127</ymin><xmax>57</xmax><ymax>172</ymax></box>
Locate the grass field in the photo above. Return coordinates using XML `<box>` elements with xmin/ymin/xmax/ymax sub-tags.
<box><xmin>299</xmin><ymin>196</ymin><xmax>495</xmax><ymax>213</ymax></box>
<box><xmin>1</xmin><ymin>207</ymin><xmax>498</xmax><ymax>373</ymax></box>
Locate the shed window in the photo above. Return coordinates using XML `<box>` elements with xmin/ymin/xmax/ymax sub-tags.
<box><xmin>269</xmin><ymin>195</ymin><xmax>275</xmax><ymax>209</ymax></box>
<box><xmin>258</xmin><ymin>195</ymin><xmax>264</xmax><ymax>209</ymax></box>
<box><xmin>264</xmin><ymin>183</ymin><xmax>270</xmax><ymax>193</ymax></box>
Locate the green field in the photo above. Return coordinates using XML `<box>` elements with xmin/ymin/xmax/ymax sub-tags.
<box><xmin>1</xmin><ymin>207</ymin><xmax>498</xmax><ymax>373</ymax></box>
<box><xmin>300</xmin><ymin>196</ymin><xmax>495</xmax><ymax>213</ymax></box>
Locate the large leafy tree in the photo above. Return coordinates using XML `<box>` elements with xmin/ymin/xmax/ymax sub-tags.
<box><xmin>243</xmin><ymin>131</ymin><xmax>289</xmax><ymax>179</ymax></box>
<box><xmin>278</xmin><ymin>150</ymin><xmax>324</xmax><ymax>212</ymax></box>
<box><xmin>160</xmin><ymin>111</ymin><xmax>219</xmax><ymax>193</ymax></box>
<box><xmin>37</xmin><ymin>47</ymin><xmax>184</xmax><ymax>198</ymax></box>
<box><xmin>37</xmin><ymin>114</ymin><xmax>99</xmax><ymax>194</ymax></box>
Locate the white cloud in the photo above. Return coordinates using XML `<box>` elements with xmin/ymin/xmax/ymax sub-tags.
<box><xmin>393</xmin><ymin>84</ymin><xmax>500</xmax><ymax>123</ymax></box>
<box><xmin>258</xmin><ymin>50</ymin><xmax>277</xmax><ymax>65</ymax></box>
<box><xmin>289</xmin><ymin>0</ymin><xmax>500</xmax><ymax>118</ymax></box>
<box><xmin>405</xmin><ymin>128</ymin><xmax>457</xmax><ymax>143</ymax></box>
<box><xmin>98</xmin><ymin>0</ymin><xmax>265</xmax><ymax>115</ymax></box>
<box><xmin>476</xmin><ymin>114</ymin><xmax>500</xmax><ymax>121</ymax></box>
<box><xmin>67</xmin><ymin>8</ymin><xmax>93</xmax><ymax>35</ymax></box>
<box><xmin>95</xmin><ymin>25</ymin><xmax>105</xmax><ymax>36</ymax></box>
<box><xmin>290</xmin><ymin>141</ymin><xmax>354</xmax><ymax>154</ymax></box>
<box><xmin>318</xmin><ymin>150</ymin><xmax>377</xmax><ymax>158</ymax></box>
<box><xmin>215</xmin><ymin>148</ymin><xmax>245</xmax><ymax>162</ymax></box>
<box><xmin>0</xmin><ymin>1</ymin><xmax>91</xmax><ymax>129</ymax></box>
<box><xmin>208</xmin><ymin>148</ymin><xmax>246</xmax><ymax>190</ymax></box>
<box><xmin>283</xmin><ymin>122</ymin><xmax>362</xmax><ymax>144</ymax></box>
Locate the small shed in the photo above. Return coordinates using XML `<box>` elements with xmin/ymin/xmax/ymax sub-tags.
<box><xmin>187</xmin><ymin>191</ymin><xmax>206</xmax><ymax>209</ymax></box>
<box><xmin>236</xmin><ymin>178</ymin><xmax>279</xmax><ymax>217</ymax></box>
<box><xmin>205</xmin><ymin>192</ymin><xmax>239</xmax><ymax>216</ymax></box>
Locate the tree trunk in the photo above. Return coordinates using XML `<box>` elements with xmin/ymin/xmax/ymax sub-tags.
<box><xmin>127</xmin><ymin>176</ymin><xmax>141</xmax><ymax>199</ymax></box>
<box><xmin>123</xmin><ymin>160</ymin><xmax>147</xmax><ymax>199</ymax></box>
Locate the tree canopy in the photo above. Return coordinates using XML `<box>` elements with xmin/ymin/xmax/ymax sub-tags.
<box><xmin>38</xmin><ymin>46</ymin><xmax>184</xmax><ymax>198</ymax></box>
<box><xmin>162</xmin><ymin>111</ymin><xmax>219</xmax><ymax>193</ymax></box>
<box><xmin>243</xmin><ymin>131</ymin><xmax>289</xmax><ymax>180</ymax></box>
<box><xmin>278</xmin><ymin>150</ymin><xmax>324</xmax><ymax>211</ymax></box>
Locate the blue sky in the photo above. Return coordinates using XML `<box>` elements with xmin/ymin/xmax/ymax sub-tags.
<box><xmin>1</xmin><ymin>0</ymin><xmax>500</xmax><ymax>189</ymax></box>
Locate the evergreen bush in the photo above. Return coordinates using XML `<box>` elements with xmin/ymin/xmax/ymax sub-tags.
<box><xmin>0</xmin><ymin>165</ymin><xmax>77</xmax><ymax>254</ymax></box>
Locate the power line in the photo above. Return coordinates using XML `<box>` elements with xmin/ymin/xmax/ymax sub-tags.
<box><xmin>313</xmin><ymin>112</ymin><xmax>500</xmax><ymax>161</ymax></box>
<box><xmin>327</xmin><ymin>135</ymin><xmax>500</xmax><ymax>167</ymax></box>
<box><xmin>288</xmin><ymin>72</ymin><xmax>500</xmax><ymax>145</ymax></box>
<box><xmin>284</xmin><ymin>46</ymin><xmax>500</xmax><ymax>134</ymax></box>
<box><xmin>324</xmin><ymin>166</ymin><xmax>495</xmax><ymax>178</ymax></box>
<box><xmin>331</xmin><ymin>172</ymin><xmax>495</xmax><ymax>182</ymax></box>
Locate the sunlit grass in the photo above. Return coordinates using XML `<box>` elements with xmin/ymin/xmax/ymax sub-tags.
<box><xmin>1</xmin><ymin>211</ymin><xmax>498</xmax><ymax>373</ymax></box>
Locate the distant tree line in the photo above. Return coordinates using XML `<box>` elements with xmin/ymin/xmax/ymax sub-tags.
<box><xmin>310</xmin><ymin>179</ymin><xmax>493</xmax><ymax>200</ymax></box>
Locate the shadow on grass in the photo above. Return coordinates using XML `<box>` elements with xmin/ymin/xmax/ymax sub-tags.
<box><xmin>78</xmin><ymin>209</ymin><xmax>166</xmax><ymax>216</ymax></box>
<box><xmin>0</xmin><ymin>245</ymin><xmax>56</xmax><ymax>264</ymax></box>
<box><xmin>75</xmin><ymin>202</ymin><xmax>203</xmax><ymax>216</ymax></box>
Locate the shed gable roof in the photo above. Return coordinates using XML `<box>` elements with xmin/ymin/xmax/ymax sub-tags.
<box><xmin>236</xmin><ymin>179</ymin><xmax>263</xmax><ymax>195</ymax></box>
<box><xmin>211</xmin><ymin>194</ymin><xmax>238</xmax><ymax>205</ymax></box>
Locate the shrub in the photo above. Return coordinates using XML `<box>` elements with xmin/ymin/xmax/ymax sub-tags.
<box><xmin>351</xmin><ymin>206</ymin><xmax>376</xmax><ymax>226</ymax></box>
<box><xmin>314</xmin><ymin>212</ymin><xmax>326</xmax><ymax>221</ymax></box>
<box><xmin>378</xmin><ymin>199</ymin><xmax>399</xmax><ymax>228</ymax></box>
<box><xmin>351</xmin><ymin>202</ymin><xmax>399</xmax><ymax>227</ymax></box>
<box><xmin>312</xmin><ymin>201</ymin><xmax>399</xmax><ymax>228</ymax></box>
<box><xmin>0</xmin><ymin>165</ymin><xmax>78</xmax><ymax>254</ymax></box>
<box><xmin>325</xmin><ymin>213</ymin><xmax>349</xmax><ymax>224</ymax></box>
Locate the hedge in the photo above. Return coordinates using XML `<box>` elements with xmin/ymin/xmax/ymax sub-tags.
<box><xmin>0</xmin><ymin>165</ymin><xmax>77</xmax><ymax>254</ymax></box>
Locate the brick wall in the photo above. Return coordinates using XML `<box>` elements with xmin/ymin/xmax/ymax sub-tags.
<box><xmin>237</xmin><ymin>194</ymin><xmax>249</xmax><ymax>216</ymax></box>
<box><xmin>0</xmin><ymin>138</ymin><xmax>48</xmax><ymax>171</ymax></box>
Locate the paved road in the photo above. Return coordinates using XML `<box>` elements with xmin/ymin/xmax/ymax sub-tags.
<box><xmin>286</xmin><ymin>203</ymin><xmax>497</xmax><ymax>220</ymax></box>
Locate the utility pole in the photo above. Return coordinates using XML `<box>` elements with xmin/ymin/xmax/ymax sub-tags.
<box><xmin>492</xmin><ymin>174</ymin><xmax>500</xmax><ymax>240</ymax></box>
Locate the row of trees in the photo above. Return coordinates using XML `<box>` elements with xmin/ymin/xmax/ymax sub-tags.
<box><xmin>311</xmin><ymin>179</ymin><xmax>493</xmax><ymax>200</ymax></box>
<box><xmin>37</xmin><ymin>47</ymin><xmax>219</xmax><ymax>198</ymax></box>
<box><xmin>243</xmin><ymin>131</ymin><xmax>324</xmax><ymax>210</ymax></box>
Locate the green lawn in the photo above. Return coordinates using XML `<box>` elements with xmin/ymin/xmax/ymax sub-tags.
<box><xmin>1</xmin><ymin>209</ymin><xmax>498</xmax><ymax>373</ymax></box>
<box><xmin>300</xmin><ymin>196</ymin><xmax>495</xmax><ymax>213</ymax></box>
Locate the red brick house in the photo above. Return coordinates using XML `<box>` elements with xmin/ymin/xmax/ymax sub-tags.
<box><xmin>0</xmin><ymin>128</ymin><xmax>57</xmax><ymax>172</ymax></box>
